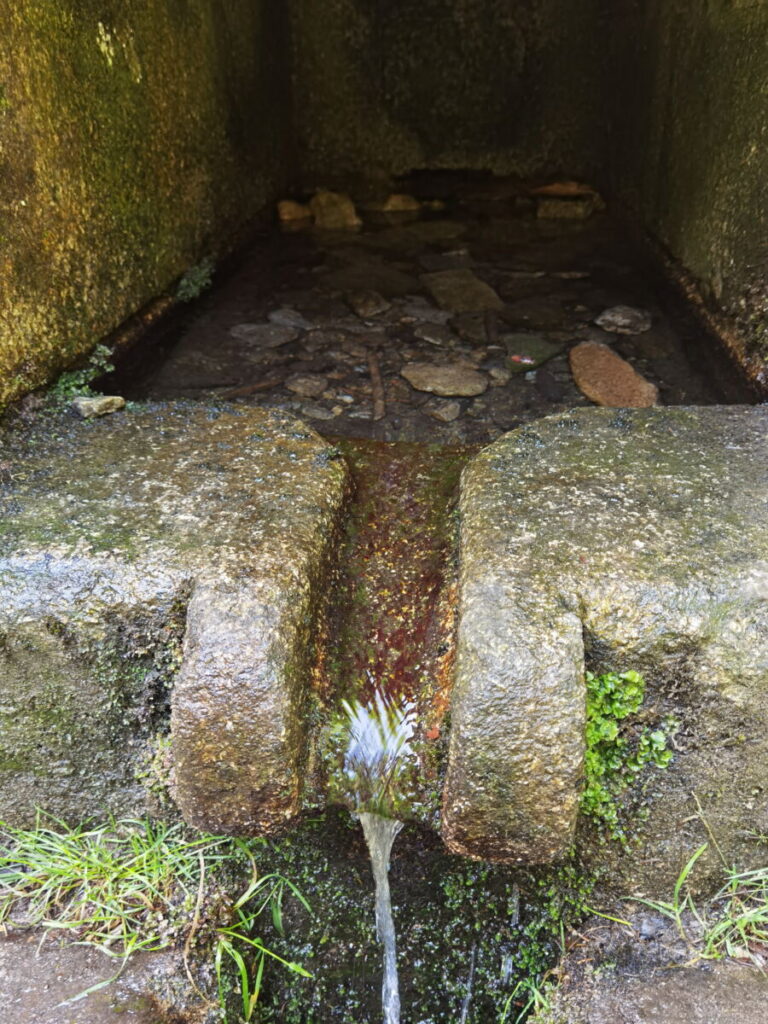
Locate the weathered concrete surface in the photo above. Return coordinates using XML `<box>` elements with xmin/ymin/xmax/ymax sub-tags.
<box><xmin>443</xmin><ymin>407</ymin><xmax>768</xmax><ymax>871</ymax></box>
<box><xmin>0</xmin><ymin>403</ymin><xmax>347</xmax><ymax>829</ymax></box>
<box><xmin>0</xmin><ymin>1</ymin><xmax>292</xmax><ymax>408</ymax></box>
<box><xmin>533</xmin><ymin>914</ymin><xmax>768</xmax><ymax>1024</ymax></box>
<box><xmin>288</xmin><ymin>0</ymin><xmax>605</xmax><ymax>184</ymax></box>
<box><xmin>609</xmin><ymin>0</ymin><xmax>768</xmax><ymax>380</ymax></box>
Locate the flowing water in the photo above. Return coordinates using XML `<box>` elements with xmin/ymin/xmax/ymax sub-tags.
<box><xmin>359</xmin><ymin>812</ymin><xmax>404</xmax><ymax>1024</ymax></box>
<box><xmin>338</xmin><ymin>689</ymin><xmax>419</xmax><ymax>1024</ymax></box>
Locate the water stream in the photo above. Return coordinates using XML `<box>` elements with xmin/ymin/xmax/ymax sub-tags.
<box><xmin>358</xmin><ymin>812</ymin><xmax>404</xmax><ymax>1024</ymax></box>
<box><xmin>319</xmin><ymin>442</ymin><xmax>472</xmax><ymax>1023</ymax></box>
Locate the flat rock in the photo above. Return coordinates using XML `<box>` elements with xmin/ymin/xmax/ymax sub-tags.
<box><xmin>363</xmin><ymin>193</ymin><xmax>420</xmax><ymax>213</ymax></box>
<box><xmin>72</xmin><ymin>395</ymin><xmax>125</xmax><ymax>418</ymax></box>
<box><xmin>421</xmin><ymin>269</ymin><xmax>504</xmax><ymax>313</ymax></box>
<box><xmin>346</xmin><ymin>290</ymin><xmax>390</xmax><ymax>318</ymax></box>
<box><xmin>0</xmin><ymin>403</ymin><xmax>348</xmax><ymax>831</ymax></box>
<box><xmin>309</xmin><ymin>189</ymin><xmax>361</xmax><ymax>230</ymax></box>
<box><xmin>268</xmin><ymin>307</ymin><xmax>313</xmax><ymax>330</ymax></box>
<box><xmin>414</xmin><ymin>324</ymin><xmax>458</xmax><ymax>347</ymax></box>
<box><xmin>401</xmin><ymin>362</ymin><xmax>488</xmax><ymax>397</ymax></box>
<box><xmin>503</xmin><ymin>332</ymin><xmax>564</xmax><ymax>373</ymax></box>
<box><xmin>570</xmin><ymin>340</ymin><xmax>659</xmax><ymax>406</ymax></box>
<box><xmin>595</xmin><ymin>304</ymin><xmax>653</xmax><ymax>334</ymax></box>
<box><xmin>444</xmin><ymin>407</ymin><xmax>768</xmax><ymax>870</ymax></box>
<box><xmin>229</xmin><ymin>323</ymin><xmax>299</xmax><ymax>347</ymax></box>
<box><xmin>285</xmin><ymin>373</ymin><xmax>328</xmax><ymax>398</ymax></box>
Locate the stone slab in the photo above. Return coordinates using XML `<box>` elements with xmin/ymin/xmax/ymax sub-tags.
<box><xmin>0</xmin><ymin>403</ymin><xmax>348</xmax><ymax>830</ymax></box>
<box><xmin>443</xmin><ymin>407</ymin><xmax>768</xmax><ymax>869</ymax></box>
<box><xmin>420</xmin><ymin>269</ymin><xmax>504</xmax><ymax>313</ymax></box>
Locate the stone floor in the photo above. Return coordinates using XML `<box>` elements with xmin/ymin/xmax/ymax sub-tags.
<box><xmin>123</xmin><ymin>177</ymin><xmax>748</xmax><ymax>442</ymax></box>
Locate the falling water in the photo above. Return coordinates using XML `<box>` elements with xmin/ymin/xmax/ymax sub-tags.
<box><xmin>338</xmin><ymin>686</ymin><xmax>417</xmax><ymax>1024</ymax></box>
<box><xmin>359</xmin><ymin>812</ymin><xmax>403</xmax><ymax>1024</ymax></box>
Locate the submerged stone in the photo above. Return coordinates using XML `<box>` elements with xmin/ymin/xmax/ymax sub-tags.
<box><xmin>595</xmin><ymin>304</ymin><xmax>653</xmax><ymax>334</ymax></box>
<box><xmin>310</xmin><ymin>189</ymin><xmax>362</xmax><ymax>230</ymax></box>
<box><xmin>0</xmin><ymin>403</ymin><xmax>348</xmax><ymax>829</ymax></box>
<box><xmin>444</xmin><ymin>407</ymin><xmax>768</xmax><ymax>872</ymax></box>
<box><xmin>420</xmin><ymin>269</ymin><xmax>504</xmax><ymax>313</ymax></box>
<box><xmin>569</xmin><ymin>340</ymin><xmax>659</xmax><ymax>406</ymax></box>
<box><xmin>401</xmin><ymin>362</ymin><xmax>488</xmax><ymax>397</ymax></box>
<box><xmin>503</xmin><ymin>332</ymin><xmax>564</xmax><ymax>373</ymax></box>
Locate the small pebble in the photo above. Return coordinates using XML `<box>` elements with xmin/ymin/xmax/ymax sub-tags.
<box><xmin>72</xmin><ymin>396</ymin><xmax>125</xmax><ymax>418</ymax></box>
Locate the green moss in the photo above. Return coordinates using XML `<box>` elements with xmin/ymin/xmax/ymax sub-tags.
<box><xmin>0</xmin><ymin>0</ymin><xmax>292</xmax><ymax>408</ymax></box>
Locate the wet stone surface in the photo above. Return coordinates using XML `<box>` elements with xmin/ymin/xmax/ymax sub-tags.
<box><xmin>444</xmin><ymin>406</ymin><xmax>768</xmax><ymax>873</ymax></box>
<box><xmin>125</xmin><ymin>181</ymin><xmax>742</xmax><ymax>446</ymax></box>
<box><xmin>0</xmin><ymin>403</ymin><xmax>347</xmax><ymax>829</ymax></box>
<box><xmin>533</xmin><ymin>913</ymin><xmax>768</xmax><ymax>1024</ymax></box>
<box><xmin>0</xmin><ymin>936</ymin><xmax>208</xmax><ymax>1024</ymax></box>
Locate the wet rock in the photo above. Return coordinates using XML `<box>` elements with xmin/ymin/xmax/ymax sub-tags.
<box><xmin>536</xmin><ymin>195</ymin><xmax>596</xmax><ymax>220</ymax></box>
<box><xmin>71</xmin><ymin>395</ymin><xmax>125</xmax><ymax>418</ymax></box>
<box><xmin>229</xmin><ymin>323</ymin><xmax>298</xmax><ymax>348</ymax></box>
<box><xmin>534</xmin><ymin>916</ymin><xmax>768</xmax><ymax>1024</ymax></box>
<box><xmin>401</xmin><ymin>362</ymin><xmax>488</xmax><ymax>397</ymax></box>
<box><xmin>346</xmin><ymin>290</ymin><xmax>390</xmax><ymax>318</ymax></box>
<box><xmin>300</xmin><ymin>403</ymin><xmax>338</xmax><ymax>420</ymax></box>
<box><xmin>487</xmin><ymin>366</ymin><xmax>512</xmax><ymax>386</ymax></box>
<box><xmin>278</xmin><ymin>199</ymin><xmax>312</xmax><ymax>223</ymax></box>
<box><xmin>268</xmin><ymin>307</ymin><xmax>312</xmax><ymax>330</ymax></box>
<box><xmin>595</xmin><ymin>304</ymin><xmax>653</xmax><ymax>334</ymax></box>
<box><xmin>0</xmin><ymin>935</ymin><xmax>207</xmax><ymax>1024</ymax></box>
<box><xmin>503</xmin><ymin>333</ymin><xmax>564</xmax><ymax>373</ymax></box>
<box><xmin>414</xmin><ymin>323</ymin><xmax>458</xmax><ymax>347</ymax></box>
<box><xmin>421</xmin><ymin>269</ymin><xmax>504</xmax><ymax>313</ymax></box>
<box><xmin>0</xmin><ymin>404</ymin><xmax>348</xmax><ymax>830</ymax></box>
<box><xmin>363</xmin><ymin>193</ymin><xmax>421</xmax><ymax>213</ymax></box>
<box><xmin>570</xmin><ymin>340</ymin><xmax>659</xmax><ymax>406</ymax></box>
<box><xmin>428</xmin><ymin>399</ymin><xmax>462</xmax><ymax>422</ymax></box>
<box><xmin>309</xmin><ymin>189</ymin><xmax>362</xmax><ymax>230</ymax></box>
<box><xmin>444</xmin><ymin>407</ymin><xmax>768</xmax><ymax>876</ymax></box>
<box><xmin>285</xmin><ymin>373</ymin><xmax>328</xmax><ymax>398</ymax></box>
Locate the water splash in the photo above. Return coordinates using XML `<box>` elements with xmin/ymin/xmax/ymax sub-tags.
<box><xmin>340</xmin><ymin>685</ymin><xmax>416</xmax><ymax>1024</ymax></box>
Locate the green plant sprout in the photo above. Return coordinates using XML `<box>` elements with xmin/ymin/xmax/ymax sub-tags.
<box><xmin>49</xmin><ymin>343</ymin><xmax>114</xmax><ymax>398</ymax></box>
<box><xmin>176</xmin><ymin>256</ymin><xmax>215</xmax><ymax>302</ymax></box>
<box><xmin>581</xmin><ymin>669</ymin><xmax>677</xmax><ymax>839</ymax></box>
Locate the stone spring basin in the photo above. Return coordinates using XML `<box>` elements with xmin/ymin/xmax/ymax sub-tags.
<box><xmin>1</xmin><ymin>402</ymin><xmax>766</xmax><ymax>880</ymax></box>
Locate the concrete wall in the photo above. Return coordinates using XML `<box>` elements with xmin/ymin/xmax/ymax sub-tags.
<box><xmin>608</xmin><ymin>0</ymin><xmax>768</xmax><ymax>367</ymax></box>
<box><xmin>0</xmin><ymin>0</ymin><xmax>292</xmax><ymax>407</ymax></box>
<box><xmin>288</xmin><ymin>0</ymin><xmax>606</xmax><ymax>186</ymax></box>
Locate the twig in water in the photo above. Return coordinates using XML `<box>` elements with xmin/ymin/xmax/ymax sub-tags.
<box><xmin>367</xmin><ymin>349</ymin><xmax>386</xmax><ymax>421</ymax></box>
<box><xmin>220</xmin><ymin>377</ymin><xmax>283</xmax><ymax>399</ymax></box>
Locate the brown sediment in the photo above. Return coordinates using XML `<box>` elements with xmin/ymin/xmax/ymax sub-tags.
<box><xmin>315</xmin><ymin>439</ymin><xmax>474</xmax><ymax>735</ymax></box>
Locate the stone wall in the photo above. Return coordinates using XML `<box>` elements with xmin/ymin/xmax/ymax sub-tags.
<box><xmin>288</xmin><ymin>0</ymin><xmax>606</xmax><ymax>186</ymax></box>
<box><xmin>0</xmin><ymin>0</ymin><xmax>292</xmax><ymax>407</ymax></box>
<box><xmin>608</xmin><ymin>0</ymin><xmax>768</xmax><ymax>370</ymax></box>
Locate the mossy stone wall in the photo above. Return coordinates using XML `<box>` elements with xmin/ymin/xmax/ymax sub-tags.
<box><xmin>288</xmin><ymin>0</ymin><xmax>606</xmax><ymax>186</ymax></box>
<box><xmin>609</xmin><ymin>0</ymin><xmax>768</xmax><ymax>363</ymax></box>
<box><xmin>0</xmin><ymin>0</ymin><xmax>291</xmax><ymax>407</ymax></box>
